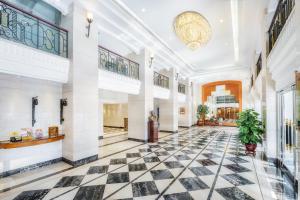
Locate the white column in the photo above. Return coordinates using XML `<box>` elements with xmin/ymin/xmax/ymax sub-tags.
<box><xmin>159</xmin><ymin>68</ymin><xmax>178</xmax><ymax>132</ymax></box>
<box><xmin>128</xmin><ymin>49</ymin><xmax>153</xmax><ymax>141</ymax></box>
<box><xmin>265</xmin><ymin>71</ymin><xmax>277</xmax><ymax>159</ymax></box>
<box><xmin>61</xmin><ymin>2</ymin><xmax>99</xmax><ymax>164</ymax></box>
<box><xmin>179</xmin><ymin>79</ymin><xmax>192</xmax><ymax>127</ymax></box>
<box><xmin>192</xmin><ymin>82</ymin><xmax>201</xmax><ymax>125</ymax></box>
<box><xmin>99</xmin><ymin>101</ymin><xmax>104</xmax><ymax>139</ymax></box>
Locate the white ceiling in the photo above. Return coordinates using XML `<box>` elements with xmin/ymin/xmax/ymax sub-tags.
<box><xmin>45</xmin><ymin>0</ymin><xmax>269</xmax><ymax>82</ymax></box>
<box><xmin>120</xmin><ymin>0</ymin><xmax>235</xmax><ymax>71</ymax></box>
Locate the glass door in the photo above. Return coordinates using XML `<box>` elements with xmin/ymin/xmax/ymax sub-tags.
<box><xmin>278</xmin><ymin>86</ymin><xmax>296</xmax><ymax>176</ymax></box>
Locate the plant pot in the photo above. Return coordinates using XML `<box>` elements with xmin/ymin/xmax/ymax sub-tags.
<box><xmin>245</xmin><ymin>144</ymin><xmax>257</xmax><ymax>155</ymax></box>
<box><xmin>197</xmin><ymin>120</ymin><xmax>204</xmax><ymax>126</ymax></box>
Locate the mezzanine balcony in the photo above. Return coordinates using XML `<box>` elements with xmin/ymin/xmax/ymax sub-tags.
<box><xmin>0</xmin><ymin>0</ymin><xmax>69</xmax><ymax>83</ymax></box>
<box><xmin>98</xmin><ymin>46</ymin><xmax>141</xmax><ymax>94</ymax></box>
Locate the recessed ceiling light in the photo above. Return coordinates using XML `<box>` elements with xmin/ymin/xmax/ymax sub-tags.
<box><xmin>219</xmin><ymin>19</ymin><xmax>224</xmax><ymax>23</ymax></box>
<box><xmin>141</xmin><ymin>8</ymin><xmax>146</xmax><ymax>12</ymax></box>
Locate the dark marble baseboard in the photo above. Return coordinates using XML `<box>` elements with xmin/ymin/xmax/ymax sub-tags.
<box><xmin>128</xmin><ymin>138</ymin><xmax>147</xmax><ymax>143</ymax></box>
<box><xmin>178</xmin><ymin>126</ymin><xmax>192</xmax><ymax>128</ymax></box>
<box><xmin>159</xmin><ymin>130</ymin><xmax>178</xmax><ymax>133</ymax></box>
<box><xmin>0</xmin><ymin>157</ymin><xmax>63</xmax><ymax>178</ymax></box>
<box><xmin>104</xmin><ymin>126</ymin><xmax>124</xmax><ymax>128</ymax></box>
<box><xmin>98</xmin><ymin>136</ymin><xmax>104</xmax><ymax>140</ymax></box>
<box><xmin>62</xmin><ymin>155</ymin><xmax>98</xmax><ymax>167</ymax></box>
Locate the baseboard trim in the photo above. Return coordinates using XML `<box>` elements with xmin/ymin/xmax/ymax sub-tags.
<box><xmin>0</xmin><ymin>157</ymin><xmax>63</xmax><ymax>178</ymax></box>
<box><xmin>128</xmin><ymin>138</ymin><xmax>147</xmax><ymax>143</ymax></box>
<box><xmin>159</xmin><ymin>130</ymin><xmax>178</xmax><ymax>133</ymax></box>
<box><xmin>98</xmin><ymin>136</ymin><xmax>104</xmax><ymax>140</ymax></box>
<box><xmin>104</xmin><ymin>126</ymin><xmax>124</xmax><ymax>129</ymax></box>
<box><xmin>178</xmin><ymin>126</ymin><xmax>192</xmax><ymax>128</ymax></box>
<box><xmin>62</xmin><ymin>155</ymin><xmax>98</xmax><ymax>167</ymax></box>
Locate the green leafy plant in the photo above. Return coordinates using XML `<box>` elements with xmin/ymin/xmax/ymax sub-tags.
<box><xmin>197</xmin><ymin>104</ymin><xmax>209</xmax><ymax>120</ymax></box>
<box><xmin>236</xmin><ymin>109</ymin><xmax>264</xmax><ymax>144</ymax></box>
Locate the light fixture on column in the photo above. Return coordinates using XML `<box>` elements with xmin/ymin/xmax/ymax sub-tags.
<box><xmin>86</xmin><ymin>11</ymin><xmax>93</xmax><ymax>38</ymax></box>
<box><xmin>175</xmin><ymin>73</ymin><xmax>179</xmax><ymax>81</ymax></box>
<box><xmin>32</xmin><ymin>96</ymin><xmax>38</xmax><ymax>127</ymax></box>
<box><xmin>149</xmin><ymin>52</ymin><xmax>154</xmax><ymax>68</ymax></box>
<box><xmin>60</xmin><ymin>98</ymin><xmax>68</xmax><ymax>124</ymax></box>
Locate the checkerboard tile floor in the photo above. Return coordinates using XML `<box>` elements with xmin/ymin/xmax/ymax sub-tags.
<box><xmin>1</xmin><ymin>127</ymin><xmax>297</xmax><ymax>200</ymax></box>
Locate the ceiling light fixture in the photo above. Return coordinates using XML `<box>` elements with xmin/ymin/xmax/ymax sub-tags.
<box><xmin>141</xmin><ymin>8</ymin><xmax>146</xmax><ymax>12</ymax></box>
<box><xmin>219</xmin><ymin>19</ymin><xmax>224</xmax><ymax>23</ymax></box>
<box><xmin>174</xmin><ymin>11</ymin><xmax>212</xmax><ymax>50</ymax></box>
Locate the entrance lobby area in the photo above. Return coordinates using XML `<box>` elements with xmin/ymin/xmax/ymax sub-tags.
<box><xmin>0</xmin><ymin>127</ymin><xmax>297</xmax><ymax>200</ymax></box>
<box><xmin>0</xmin><ymin>0</ymin><xmax>299</xmax><ymax>199</ymax></box>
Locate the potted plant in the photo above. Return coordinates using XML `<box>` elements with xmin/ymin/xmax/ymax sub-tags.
<box><xmin>197</xmin><ymin>105</ymin><xmax>209</xmax><ymax>126</ymax></box>
<box><xmin>236</xmin><ymin>109</ymin><xmax>264</xmax><ymax>154</ymax></box>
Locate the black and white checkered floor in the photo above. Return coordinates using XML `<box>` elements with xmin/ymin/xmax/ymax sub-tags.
<box><xmin>1</xmin><ymin>127</ymin><xmax>297</xmax><ymax>200</ymax></box>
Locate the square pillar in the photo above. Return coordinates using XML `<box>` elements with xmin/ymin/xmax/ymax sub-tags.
<box><xmin>99</xmin><ymin>101</ymin><xmax>104</xmax><ymax>139</ymax></box>
<box><xmin>128</xmin><ymin>49</ymin><xmax>153</xmax><ymax>142</ymax></box>
<box><xmin>60</xmin><ymin>1</ymin><xmax>99</xmax><ymax>165</ymax></box>
<box><xmin>179</xmin><ymin>79</ymin><xmax>192</xmax><ymax>127</ymax></box>
<box><xmin>159</xmin><ymin>68</ymin><xmax>178</xmax><ymax>132</ymax></box>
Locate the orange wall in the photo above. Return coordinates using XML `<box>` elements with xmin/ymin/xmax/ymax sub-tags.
<box><xmin>202</xmin><ymin>80</ymin><xmax>242</xmax><ymax>112</ymax></box>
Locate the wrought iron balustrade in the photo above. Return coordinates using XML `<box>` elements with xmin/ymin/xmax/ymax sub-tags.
<box><xmin>98</xmin><ymin>46</ymin><xmax>139</xmax><ymax>80</ymax></box>
<box><xmin>267</xmin><ymin>0</ymin><xmax>295</xmax><ymax>55</ymax></box>
<box><xmin>178</xmin><ymin>83</ymin><xmax>186</xmax><ymax>94</ymax></box>
<box><xmin>256</xmin><ymin>54</ymin><xmax>262</xmax><ymax>77</ymax></box>
<box><xmin>0</xmin><ymin>0</ymin><xmax>68</xmax><ymax>57</ymax></box>
<box><xmin>154</xmin><ymin>72</ymin><xmax>169</xmax><ymax>89</ymax></box>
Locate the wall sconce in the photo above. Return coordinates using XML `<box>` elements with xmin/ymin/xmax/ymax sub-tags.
<box><xmin>60</xmin><ymin>98</ymin><xmax>68</xmax><ymax>124</ymax></box>
<box><xmin>32</xmin><ymin>96</ymin><xmax>38</xmax><ymax>127</ymax></box>
<box><xmin>86</xmin><ymin>12</ymin><xmax>93</xmax><ymax>38</ymax></box>
<box><xmin>149</xmin><ymin>52</ymin><xmax>154</xmax><ymax>68</ymax></box>
<box><xmin>175</xmin><ymin>73</ymin><xmax>179</xmax><ymax>81</ymax></box>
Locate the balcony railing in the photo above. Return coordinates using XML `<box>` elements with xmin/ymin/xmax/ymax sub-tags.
<box><xmin>0</xmin><ymin>0</ymin><xmax>68</xmax><ymax>57</ymax></box>
<box><xmin>99</xmin><ymin>46</ymin><xmax>139</xmax><ymax>80</ymax></box>
<box><xmin>250</xmin><ymin>75</ymin><xmax>254</xmax><ymax>88</ymax></box>
<box><xmin>154</xmin><ymin>72</ymin><xmax>169</xmax><ymax>89</ymax></box>
<box><xmin>267</xmin><ymin>0</ymin><xmax>295</xmax><ymax>55</ymax></box>
<box><xmin>178</xmin><ymin>83</ymin><xmax>186</xmax><ymax>94</ymax></box>
<box><xmin>256</xmin><ymin>54</ymin><xmax>262</xmax><ymax>77</ymax></box>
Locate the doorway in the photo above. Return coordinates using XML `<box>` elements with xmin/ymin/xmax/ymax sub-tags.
<box><xmin>278</xmin><ymin>86</ymin><xmax>296</xmax><ymax>176</ymax></box>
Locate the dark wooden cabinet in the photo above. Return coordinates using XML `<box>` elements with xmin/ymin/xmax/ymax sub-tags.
<box><xmin>148</xmin><ymin>120</ymin><xmax>158</xmax><ymax>143</ymax></box>
<box><xmin>124</xmin><ymin>118</ymin><xmax>128</xmax><ymax>131</ymax></box>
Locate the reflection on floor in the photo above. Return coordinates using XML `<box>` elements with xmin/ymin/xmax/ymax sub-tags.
<box><xmin>0</xmin><ymin>127</ymin><xmax>297</xmax><ymax>200</ymax></box>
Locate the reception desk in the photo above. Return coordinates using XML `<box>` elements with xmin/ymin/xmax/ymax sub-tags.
<box><xmin>0</xmin><ymin>135</ymin><xmax>64</xmax><ymax>177</ymax></box>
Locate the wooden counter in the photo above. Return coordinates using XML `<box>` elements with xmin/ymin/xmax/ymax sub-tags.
<box><xmin>0</xmin><ymin>135</ymin><xmax>65</xmax><ymax>149</ymax></box>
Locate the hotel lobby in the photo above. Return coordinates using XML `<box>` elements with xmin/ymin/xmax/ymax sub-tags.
<box><xmin>0</xmin><ymin>0</ymin><xmax>299</xmax><ymax>199</ymax></box>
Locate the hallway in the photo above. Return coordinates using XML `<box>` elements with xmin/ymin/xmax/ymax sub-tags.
<box><xmin>0</xmin><ymin>127</ymin><xmax>296</xmax><ymax>200</ymax></box>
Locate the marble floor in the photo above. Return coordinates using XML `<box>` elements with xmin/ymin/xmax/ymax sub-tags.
<box><xmin>0</xmin><ymin>127</ymin><xmax>297</xmax><ymax>200</ymax></box>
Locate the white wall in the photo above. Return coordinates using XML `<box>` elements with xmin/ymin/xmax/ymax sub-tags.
<box><xmin>178</xmin><ymin>103</ymin><xmax>188</xmax><ymax>126</ymax></box>
<box><xmin>0</xmin><ymin>73</ymin><xmax>62</xmax><ymax>141</ymax></box>
<box><xmin>103</xmin><ymin>104</ymin><xmax>128</xmax><ymax>128</ymax></box>
<box><xmin>0</xmin><ymin>73</ymin><xmax>63</xmax><ymax>173</ymax></box>
<box><xmin>99</xmin><ymin>89</ymin><xmax>128</xmax><ymax>104</ymax></box>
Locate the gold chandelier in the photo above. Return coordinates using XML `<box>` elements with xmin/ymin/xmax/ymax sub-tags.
<box><xmin>174</xmin><ymin>11</ymin><xmax>212</xmax><ymax>50</ymax></box>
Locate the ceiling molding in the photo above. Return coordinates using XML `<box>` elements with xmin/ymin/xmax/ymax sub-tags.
<box><xmin>231</xmin><ymin>0</ymin><xmax>239</xmax><ymax>63</ymax></box>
